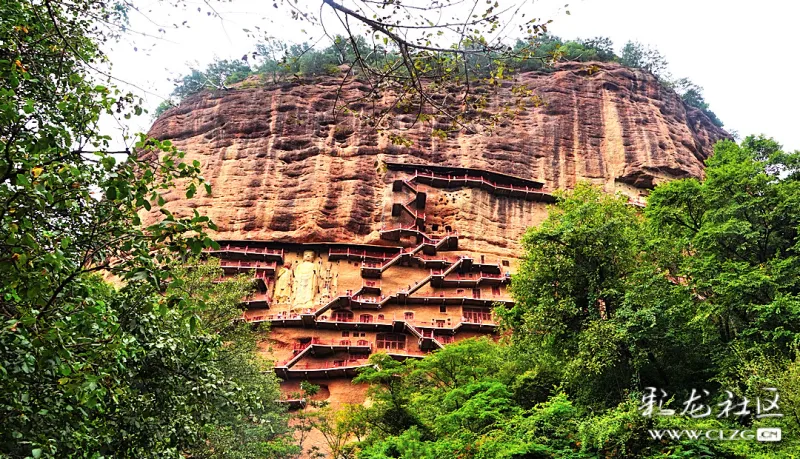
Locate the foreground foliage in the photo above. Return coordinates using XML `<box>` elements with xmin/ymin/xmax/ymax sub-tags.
<box><xmin>335</xmin><ymin>136</ymin><xmax>799</xmax><ymax>458</ymax></box>
<box><xmin>0</xmin><ymin>0</ymin><xmax>293</xmax><ymax>456</ymax></box>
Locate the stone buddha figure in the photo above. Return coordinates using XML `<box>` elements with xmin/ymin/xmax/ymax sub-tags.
<box><xmin>291</xmin><ymin>251</ymin><xmax>320</xmax><ymax>312</ymax></box>
<box><xmin>273</xmin><ymin>262</ymin><xmax>294</xmax><ymax>304</ymax></box>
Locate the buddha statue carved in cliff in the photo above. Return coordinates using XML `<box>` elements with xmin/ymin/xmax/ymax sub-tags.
<box><xmin>291</xmin><ymin>251</ymin><xmax>320</xmax><ymax>312</ymax></box>
<box><xmin>273</xmin><ymin>262</ymin><xmax>294</xmax><ymax>304</ymax></box>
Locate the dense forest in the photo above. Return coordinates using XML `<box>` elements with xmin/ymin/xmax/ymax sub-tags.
<box><xmin>2</xmin><ymin>0</ymin><xmax>798</xmax><ymax>457</ymax></box>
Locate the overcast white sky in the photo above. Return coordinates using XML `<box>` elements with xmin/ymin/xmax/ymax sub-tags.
<box><xmin>106</xmin><ymin>0</ymin><xmax>800</xmax><ymax>151</ymax></box>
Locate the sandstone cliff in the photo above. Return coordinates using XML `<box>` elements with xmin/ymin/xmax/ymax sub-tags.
<box><xmin>147</xmin><ymin>61</ymin><xmax>728</xmax><ymax>257</ymax></box>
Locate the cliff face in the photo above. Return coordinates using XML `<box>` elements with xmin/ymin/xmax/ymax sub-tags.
<box><xmin>147</xmin><ymin>61</ymin><xmax>728</xmax><ymax>256</ymax></box>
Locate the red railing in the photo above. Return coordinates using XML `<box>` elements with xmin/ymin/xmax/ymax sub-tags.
<box><xmin>352</xmin><ymin>296</ymin><xmax>382</xmax><ymax>304</ymax></box>
<box><xmin>329</xmin><ymin>247</ymin><xmax>399</xmax><ymax>259</ymax></box>
<box><xmin>385</xmin><ymin>348</ymin><xmax>428</xmax><ymax>356</ymax></box>
<box><xmin>219</xmin><ymin>260</ymin><xmax>277</xmax><ymax>271</ymax></box>
<box><xmin>380</xmin><ymin>224</ymin><xmax>458</xmax><ymax>237</ymax></box>
<box><xmin>414</xmin><ymin>171</ymin><xmax>550</xmax><ymax>194</ymax></box>
<box><xmin>292</xmin><ymin>342</ymin><xmax>311</xmax><ymax>351</ymax></box>
<box><xmin>380</xmin><ymin>222</ymin><xmax>420</xmax><ymax>232</ymax></box>
<box><xmin>409</xmin><ymin>290</ymin><xmax>509</xmax><ymax>300</ymax></box>
<box><xmin>208</xmin><ymin>245</ymin><xmax>284</xmax><ymax>257</ymax></box>
<box><xmin>321</xmin><ymin>311</ymin><xmax>384</xmax><ymax>322</ymax></box>
<box><xmin>314</xmin><ymin>338</ymin><xmax>370</xmax><ymax>347</ymax></box>
<box><xmin>289</xmin><ymin>359</ymin><xmax>370</xmax><ymax>370</ymax></box>
<box><xmin>461</xmin><ymin>315</ymin><xmax>496</xmax><ymax>325</ymax></box>
<box><xmin>446</xmin><ymin>272</ymin><xmax>509</xmax><ymax>280</ymax></box>
<box><xmin>416</xmin><ymin>253</ymin><xmax>462</xmax><ymax>262</ymax></box>
<box><xmin>400</xmin><ymin>203</ymin><xmax>425</xmax><ymax>220</ymax></box>
<box><xmin>243</xmin><ymin>293</ymin><xmax>272</xmax><ymax>303</ymax></box>
<box><xmin>278</xmin><ymin>339</ymin><xmax>374</xmax><ymax>366</ymax></box>
<box><xmin>245</xmin><ymin>312</ymin><xmax>302</xmax><ymax>323</ymax></box>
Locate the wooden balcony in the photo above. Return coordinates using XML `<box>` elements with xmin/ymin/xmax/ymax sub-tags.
<box><xmin>328</xmin><ymin>246</ymin><xmax>402</xmax><ymax>262</ymax></box>
<box><xmin>214</xmin><ymin>271</ymin><xmax>270</xmax><ymax>292</ymax></box>
<box><xmin>245</xmin><ymin>312</ymin><xmax>304</xmax><ymax>326</ymax></box>
<box><xmin>219</xmin><ymin>259</ymin><xmax>277</xmax><ymax>275</ymax></box>
<box><xmin>277</xmin><ymin>360</ymin><xmax>371</xmax><ymax>379</ymax></box>
<box><xmin>315</xmin><ymin>313</ymin><xmax>394</xmax><ymax>331</ymax></box>
<box><xmin>400</xmin><ymin>293</ymin><xmax>513</xmax><ymax>307</ymax></box>
<box><xmin>435</xmin><ymin>271</ymin><xmax>511</xmax><ymax>288</ymax></box>
<box><xmin>206</xmin><ymin>244</ymin><xmax>285</xmax><ymax>262</ymax></box>
<box><xmin>412</xmin><ymin>171</ymin><xmax>556</xmax><ymax>202</ymax></box>
<box><xmin>242</xmin><ymin>292</ymin><xmax>271</xmax><ymax>309</ymax></box>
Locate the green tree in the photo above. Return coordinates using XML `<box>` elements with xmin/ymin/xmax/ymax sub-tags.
<box><xmin>670</xmin><ymin>78</ymin><xmax>724</xmax><ymax>127</ymax></box>
<box><xmin>647</xmin><ymin>136</ymin><xmax>800</xmax><ymax>375</ymax></box>
<box><xmin>353</xmin><ymin>353</ymin><xmax>424</xmax><ymax>437</ymax></box>
<box><xmin>153</xmin><ymin>99</ymin><xmax>176</xmax><ymax>119</ymax></box>
<box><xmin>577</xmin><ymin>36</ymin><xmax>616</xmax><ymax>61</ymax></box>
<box><xmin>0</xmin><ymin>0</ymin><xmax>292</xmax><ymax>456</ymax></box>
<box><xmin>170</xmin><ymin>260</ymin><xmax>296</xmax><ymax>459</ymax></box>
<box><xmin>619</xmin><ymin>41</ymin><xmax>670</xmax><ymax>79</ymax></box>
<box><xmin>171</xmin><ymin>59</ymin><xmax>254</xmax><ymax>100</ymax></box>
<box><xmin>506</xmin><ymin>184</ymin><xmax>709</xmax><ymax>406</ymax></box>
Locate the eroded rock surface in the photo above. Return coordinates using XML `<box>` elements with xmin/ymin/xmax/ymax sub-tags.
<box><xmin>147</xmin><ymin>61</ymin><xmax>728</xmax><ymax>257</ymax></box>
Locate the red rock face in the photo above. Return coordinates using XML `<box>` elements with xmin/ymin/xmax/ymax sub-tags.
<box><xmin>147</xmin><ymin>61</ymin><xmax>728</xmax><ymax>257</ymax></box>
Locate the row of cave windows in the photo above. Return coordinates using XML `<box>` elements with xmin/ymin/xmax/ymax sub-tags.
<box><xmin>325</xmin><ymin>333</ymin><xmax>457</xmax><ymax>350</ymax></box>
<box><xmin>331</xmin><ymin>307</ymin><xmax>493</xmax><ymax>324</ymax></box>
<box><xmin>345</xmin><ymin>287</ymin><xmax>502</xmax><ymax>298</ymax></box>
<box><xmin>282</xmin><ymin>250</ymin><xmax>510</xmax><ymax>268</ymax></box>
<box><xmin>346</xmin><ymin>262</ymin><xmax>511</xmax><ymax>269</ymax></box>
<box><xmin>329</xmin><ymin>331</ymin><xmax>404</xmax><ymax>349</ymax></box>
<box><xmin>331</xmin><ymin>311</ymin><xmax>427</xmax><ymax>322</ymax></box>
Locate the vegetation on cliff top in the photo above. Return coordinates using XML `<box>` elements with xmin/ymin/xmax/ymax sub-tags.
<box><xmin>157</xmin><ymin>35</ymin><xmax>724</xmax><ymax>128</ymax></box>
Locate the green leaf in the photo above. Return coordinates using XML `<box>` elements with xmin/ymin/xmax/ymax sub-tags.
<box><xmin>16</xmin><ymin>174</ymin><xmax>30</xmax><ymax>186</ymax></box>
<box><xmin>101</xmin><ymin>156</ymin><xmax>116</xmax><ymax>170</ymax></box>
